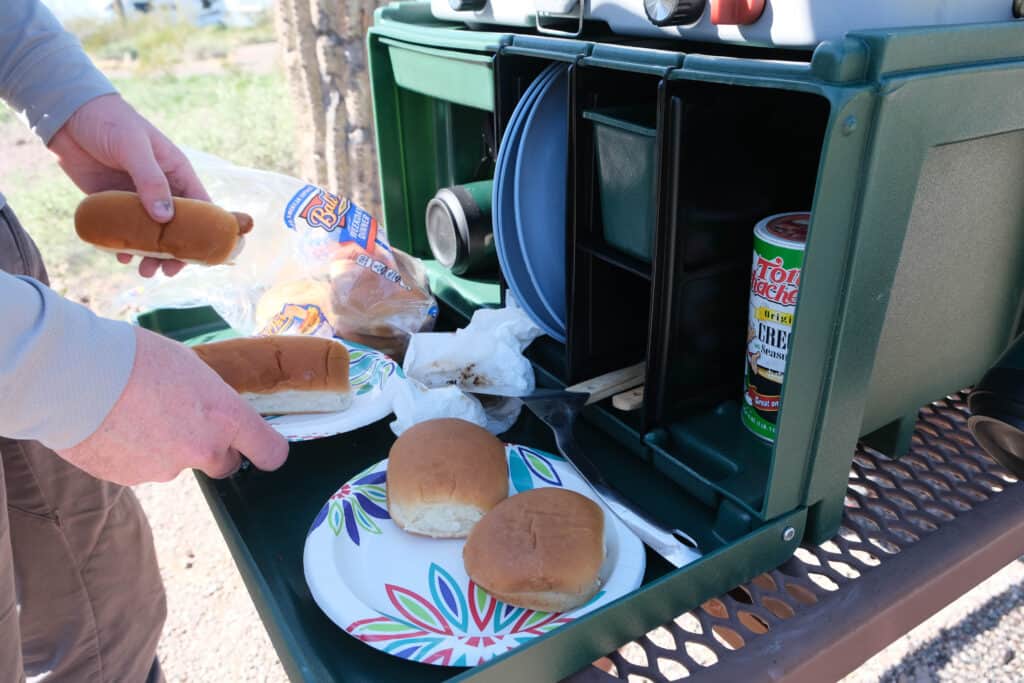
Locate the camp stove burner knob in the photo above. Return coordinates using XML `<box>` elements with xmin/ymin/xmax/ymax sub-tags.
<box><xmin>711</xmin><ymin>0</ymin><xmax>766</xmax><ymax>24</ymax></box>
<box><xmin>644</xmin><ymin>0</ymin><xmax>707</xmax><ymax>26</ymax></box>
<box><xmin>449</xmin><ymin>0</ymin><xmax>487</xmax><ymax>10</ymax></box>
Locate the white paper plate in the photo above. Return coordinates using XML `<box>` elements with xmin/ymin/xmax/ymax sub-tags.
<box><xmin>264</xmin><ymin>339</ymin><xmax>401</xmax><ymax>442</ymax></box>
<box><xmin>303</xmin><ymin>444</ymin><xmax>646</xmax><ymax>668</ymax></box>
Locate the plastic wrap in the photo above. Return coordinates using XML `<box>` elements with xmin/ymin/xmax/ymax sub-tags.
<box><xmin>124</xmin><ymin>151</ymin><xmax>437</xmax><ymax>359</ymax></box>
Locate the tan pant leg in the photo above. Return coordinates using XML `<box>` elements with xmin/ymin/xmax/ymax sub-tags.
<box><xmin>0</xmin><ymin>206</ymin><xmax>166</xmax><ymax>682</ymax></box>
<box><xmin>0</xmin><ymin>461</ymin><xmax>27</xmax><ymax>683</ymax></box>
<box><xmin>3</xmin><ymin>439</ymin><xmax>167</xmax><ymax>682</ymax></box>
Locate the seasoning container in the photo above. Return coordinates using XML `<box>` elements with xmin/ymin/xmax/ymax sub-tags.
<box><xmin>742</xmin><ymin>212</ymin><xmax>810</xmax><ymax>442</ymax></box>
<box><xmin>425</xmin><ymin>180</ymin><xmax>496</xmax><ymax>277</ymax></box>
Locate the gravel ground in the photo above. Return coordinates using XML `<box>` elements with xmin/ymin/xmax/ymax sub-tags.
<box><xmin>134</xmin><ymin>473</ymin><xmax>289</xmax><ymax>683</ymax></box>
<box><xmin>842</xmin><ymin>559</ymin><xmax>1024</xmax><ymax>683</ymax></box>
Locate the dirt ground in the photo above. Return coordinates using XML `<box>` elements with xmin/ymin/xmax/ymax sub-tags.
<box><xmin>134</xmin><ymin>474</ymin><xmax>289</xmax><ymax>683</ymax></box>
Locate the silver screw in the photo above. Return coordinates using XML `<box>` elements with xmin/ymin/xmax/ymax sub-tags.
<box><xmin>842</xmin><ymin>116</ymin><xmax>858</xmax><ymax>136</ymax></box>
<box><xmin>782</xmin><ymin>527</ymin><xmax>796</xmax><ymax>542</ymax></box>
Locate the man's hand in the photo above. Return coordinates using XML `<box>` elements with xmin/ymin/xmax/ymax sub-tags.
<box><xmin>56</xmin><ymin>327</ymin><xmax>289</xmax><ymax>486</ymax></box>
<box><xmin>48</xmin><ymin>94</ymin><xmax>209</xmax><ymax>278</ymax></box>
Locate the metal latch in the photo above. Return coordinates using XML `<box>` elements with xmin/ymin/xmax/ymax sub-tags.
<box><xmin>535</xmin><ymin>0</ymin><xmax>584</xmax><ymax>37</ymax></box>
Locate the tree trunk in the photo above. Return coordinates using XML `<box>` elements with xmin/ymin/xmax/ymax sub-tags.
<box><xmin>274</xmin><ymin>0</ymin><xmax>383</xmax><ymax>219</ymax></box>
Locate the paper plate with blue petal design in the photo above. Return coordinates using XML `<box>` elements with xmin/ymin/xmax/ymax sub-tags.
<box><xmin>302</xmin><ymin>444</ymin><xmax>646</xmax><ymax>667</ymax></box>
<box><xmin>264</xmin><ymin>339</ymin><xmax>403</xmax><ymax>442</ymax></box>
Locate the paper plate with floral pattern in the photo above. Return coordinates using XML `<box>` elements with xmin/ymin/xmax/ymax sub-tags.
<box><xmin>302</xmin><ymin>444</ymin><xmax>645</xmax><ymax>667</ymax></box>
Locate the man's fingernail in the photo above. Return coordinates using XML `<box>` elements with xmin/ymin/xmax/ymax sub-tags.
<box><xmin>153</xmin><ymin>200</ymin><xmax>173</xmax><ymax>221</ymax></box>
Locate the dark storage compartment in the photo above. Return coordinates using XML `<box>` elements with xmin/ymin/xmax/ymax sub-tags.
<box><xmin>379</xmin><ymin>81</ymin><xmax>495</xmax><ymax>256</ymax></box>
<box><xmin>646</xmin><ymin>82</ymin><xmax>830</xmax><ymax>518</ymax></box>
<box><xmin>564</xmin><ymin>59</ymin><xmax>833</xmax><ymax>519</ymax></box>
<box><xmin>369</xmin><ymin>35</ymin><xmax>503</xmax><ymax>320</ymax></box>
<box><xmin>568</xmin><ymin>64</ymin><xmax>663</xmax><ymax>418</ymax></box>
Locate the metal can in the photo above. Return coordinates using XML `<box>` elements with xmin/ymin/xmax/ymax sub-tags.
<box><xmin>742</xmin><ymin>212</ymin><xmax>810</xmax><ymax>442</ymax></box>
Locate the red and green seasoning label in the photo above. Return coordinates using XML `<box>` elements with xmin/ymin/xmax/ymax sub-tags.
<box><xmin>742</xmin><ymin>212</ymin><xmax>810</xmax><ymax>442</ymax></box>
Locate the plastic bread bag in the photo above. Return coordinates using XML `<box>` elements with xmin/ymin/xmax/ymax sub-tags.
<box><xmin>122</xmin><ymin>150</ymin><xmax>437</xmax><ymax>359</ymax></box>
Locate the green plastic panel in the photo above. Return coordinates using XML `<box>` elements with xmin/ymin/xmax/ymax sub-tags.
<box><xmin>423</xmin><ymin>260</ymin><xmax>502</xmax><ymax>320</ymax></box>
<box><xmin>854</xmin><ymin>22</ymin><xmax>1024</xmax><ymax>80</ymax></box>
<box><xmin>584</xmin><ymin>44</ymin><xmax>686</xmax><ymax>76</ymax></box>
<box><xmin>504</xmin><ymin>35</ymin><xmax>591</xmax><ymax>62</ymax></box>
<box><xmin>382</xmin><ymin>38</ymin><xmax>495</xmax><ymax>111</ymax></box>
<box><xmin>374</xmin><ymin>2</ymin><xmax>511</xmax><ymax>53</ymax></box>
<box><xmin>806</xmin><ymin>60</ymin><xmax>1024</xmax><ymax>541</ymax></box>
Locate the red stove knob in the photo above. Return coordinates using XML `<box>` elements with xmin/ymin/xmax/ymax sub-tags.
<box><xmin>711</xmin><ymin>0</ymin><xmax>765</xmax><ymax>25</ymax></box>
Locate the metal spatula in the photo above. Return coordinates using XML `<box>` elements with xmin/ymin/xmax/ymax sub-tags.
<box><xmin>520</xmin><ymin>363</ymin><xmax>702</xmax><ymax>568</ymax></box>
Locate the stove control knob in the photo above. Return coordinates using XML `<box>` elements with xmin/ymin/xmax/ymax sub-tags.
<box><xmin>449</xmin><ymin>0</ymin><xmax>487</xmax><ymax>10</ymax></box>
<box><xmin>644</xmin><ymin>0</ymin><xmax>707</xmax><ymax>26</ymax></box>
<box><xmin>711</xmin><ymin>0</ymin><xmax>766</xmax><ymax>25</ymax></box>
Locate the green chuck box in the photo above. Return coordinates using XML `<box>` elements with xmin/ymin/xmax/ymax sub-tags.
<box><xmin>137</xmin><ymin>5</ymin><xmax>1024</xmax><ymax>681</ymax></box>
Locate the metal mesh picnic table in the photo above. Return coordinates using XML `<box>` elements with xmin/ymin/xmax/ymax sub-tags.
<box><xmin>567</xmin><ymin>393</ymin><xmax>1024</xmax><ymax>682</ymax></box>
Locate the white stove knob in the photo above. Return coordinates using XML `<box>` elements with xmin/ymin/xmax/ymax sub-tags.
<box><xmin>644</xmin><ymin>0</ymin><xmax>706</xmax><ymax>26</ymax></box>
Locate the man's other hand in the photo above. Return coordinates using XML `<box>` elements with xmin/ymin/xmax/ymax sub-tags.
<box><xmin>56</xmin><ymin>328</ymin><xmax>290</xmax><ymax>485</ymax></box>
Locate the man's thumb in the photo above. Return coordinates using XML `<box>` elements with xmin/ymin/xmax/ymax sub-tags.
<box><xmin>120</xmin><ymin>133</ymin><xmax>174</xmax><ymax>223</ymax></box>
<box><xmin>231</xmin><ymin>402</ymin><xmax>290</xmax><ymax>472</ymax></box>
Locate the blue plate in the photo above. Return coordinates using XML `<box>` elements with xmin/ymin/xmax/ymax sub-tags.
<box><xmin>513</xmin><ymin>66</ymin><xmax>569</xmax><ymax>333</ymax></box>
<box><xmin>493</xmin><ymin>65</ymin><xmax>565</xmax><ymax>341</ymax></box>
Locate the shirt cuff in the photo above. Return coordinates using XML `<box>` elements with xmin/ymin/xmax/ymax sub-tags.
<box><xmin>0</xmin><ymin>275</ymin><xmax>137</xmax><ymax>449</ymax></box>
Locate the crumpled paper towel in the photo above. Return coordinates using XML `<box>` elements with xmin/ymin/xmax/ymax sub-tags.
<box><xmin>389</xmin><ymin>378</ymin><xmax>487</xmax><ymax>435</ymax></box>
<box><xmin>401</xmin><ymin>300</ymin><xmax>544</xmax><ymax>396</ymax></box>
<box><xmin>388</xmin><ymin>379</ymin><xmax>523</xmax><ymax>437</ymax></box>
<box><xmin>388</xmin><ymin>298</ymin><xmax>542</xmax><ymax>436</ymax></box>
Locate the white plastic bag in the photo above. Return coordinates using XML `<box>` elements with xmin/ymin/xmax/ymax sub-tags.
<box><xmin>124</xmin><ymin>150</ymin><xmax>437</xmax><ymax>359</ymax></box>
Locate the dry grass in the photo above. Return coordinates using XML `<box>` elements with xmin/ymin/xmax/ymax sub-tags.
<box><xmin>67</xmin><ymin>9</ymin><xmax>275</xmax><ymax>74</ymax></box>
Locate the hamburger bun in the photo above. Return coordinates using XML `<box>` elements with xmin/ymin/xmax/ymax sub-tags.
<box><xmin>328</xmin><ymin>255</ymin><xmax>436</xmax><ymax>339</ymax></box>
<box><xmin>254</xmin><ymin>276</ymin><xmax>428</xmax><ymax>359</ymax></box>
<box><xmin>463</xmin><ymin>488</ymin><xmax>605</xmax><ymax>613</ymax></box>
<box><xmin>386</xmin><ymin>418</ymin><xmax>508</xmax><ymax>538</ymax></box>
<box><xmin>193</xmin><ymin>336</ymin><xmax>351</xmax><ymax>414</ymax></box>
<box><xmin>75</xmin><ymin>190</ymin><xmax>252</xmax><ymax>266</ymax></box>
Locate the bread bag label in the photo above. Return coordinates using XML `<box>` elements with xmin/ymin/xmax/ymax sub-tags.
<box><xmin>742</xmin><ymin>212</ymin><xmax>809</xmax><ymax>443</ymax></box>
<box><xmin>258</xmin><ymin>303</ymin><xmax>334</xmax><ymax>339</ymax></box>
<box><xmin>283</xmin><ymin>184</ymin><xmax>378</xmax><ymax>250</ymax></box>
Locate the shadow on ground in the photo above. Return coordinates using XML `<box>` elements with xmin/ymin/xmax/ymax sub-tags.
<box><xmin>878</xmin><ymin>558</ymin><xmax>1024</xmax><ymax>682</ymax></box>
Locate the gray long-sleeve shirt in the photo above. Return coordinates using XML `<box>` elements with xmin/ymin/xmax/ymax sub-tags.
<box><xmin>0</xmin><ymin>0</ymin><xmax>136</xmax><ymax>449</ymax></box>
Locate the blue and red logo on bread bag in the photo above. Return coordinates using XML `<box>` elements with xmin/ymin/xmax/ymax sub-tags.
<box><xmin>283</xmin><ymin>184</ymin><xmax>378</xmax><ymax>250</ymax></box>
<box><xmin>258</xmin><ymin>303</ymin><xmax>334</xmax><ymax>339</ymax></box>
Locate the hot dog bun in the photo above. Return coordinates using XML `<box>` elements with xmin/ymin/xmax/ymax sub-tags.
<box><xmin>193</xmin><ymin>336</ymin><xmax>352</xmax><ymax>415</ymax></box>
<box><xmin>75</xmin><ymin>190</ymin><xmax>253</xmax><ymax>265</ymax></box>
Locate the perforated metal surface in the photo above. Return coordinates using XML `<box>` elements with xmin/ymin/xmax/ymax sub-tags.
<box><xmin>573</xmin><ymin>394</ymin><xmax>1020</xmax><ymax>682</ymax></box>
